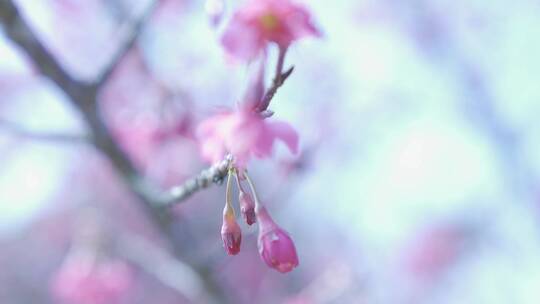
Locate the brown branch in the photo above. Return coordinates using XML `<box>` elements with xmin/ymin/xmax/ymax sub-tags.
<box><xmin>0</xmin><ymin>2</ymin><xmax>231</xmax><ymax>301</ymax></box>
<box><xmin>0</xmin><ymin>0</ymin><xmax>148</xmax><ymax>198</ymax></box>
<box><xmin>0</xmin><ymin>0</ymin><xmax>161</xmax><ymax>241</ymax></box>
<box><xmin>0</xmin><ymin>0</ymin><xmax>227</xmax><ymax>209</ymax></box>
<box><xmin>0</xmin><ymin>1</ymin><xmax>89</xmax><ymax>89</ymax></box>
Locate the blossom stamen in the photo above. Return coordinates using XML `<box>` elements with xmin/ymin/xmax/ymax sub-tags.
<box><xmin>260</xmin><ymin>13</ymin><xmax>280</xmax><ymax>31</ymax></box>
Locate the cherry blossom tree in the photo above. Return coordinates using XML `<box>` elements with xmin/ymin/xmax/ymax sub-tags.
<box><xmin>1</xmin><ymin>0</ymin><xmax>540</xmax><ymax>303</ymax></box>
<box><xmin>0</xmin><ymin>0</ymin><xmax>320</xmax><ymax>303</ymax></box>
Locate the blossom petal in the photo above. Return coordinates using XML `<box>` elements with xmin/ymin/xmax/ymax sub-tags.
<box><xmin>197</xmin><ymin>113</ymin><xmax>231</xmax><ymax>163</ymax></box>
<box><xmin>221</xmin><ymin>0</ymin><xmax>320</xmax><ymax>62</ymax></box>
<box><xmin>252</xmin><ymin>123</ymin><xmax>275</xmax><ymax>158</ymax></box>
<box><xmin>200</xmin><ymin>134</ymin><xmax>226</xmax><ymax>164</ymax></box>
<box><xmin>268</xmin><ymin>121</ymin><xmax>299</xmax><ymax>154</ymax></box>
<box><xmin>221</xmin><ymin>19</ymin><xmax>264</xmax><ymax>61</ymax></box>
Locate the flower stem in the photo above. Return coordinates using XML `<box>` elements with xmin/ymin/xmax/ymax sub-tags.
<box><xmin>233</xmin><ymin>168</ymin><xmax>246</xmax><ymax>193</ymax></box>
<box><xmin>275</xmin><ymin>46</ymin><xmax>288</xmax><ymax>84</ymax></box>
<box><xmin>224</xmin><ymin>169</ymin><xmax>235</xmax><ymax>215</ymax></box>
<box><xmin>243</xmin><ymin>170</ymin><xmax>261</xmax><ymax>209</ymax></box>
<box><xmin>258</xmin><ymin>46</ymin><xmax>293</xmax><ymax>112</ymax></box>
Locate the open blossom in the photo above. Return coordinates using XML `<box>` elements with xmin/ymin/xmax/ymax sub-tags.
<box><xmin>51</xmin><ymin>257</ymin><xmax>133</xmax><ymax>304</ymax></box>
<box><xmin>256</xmin><ymin>206</ymin><xmax>299</xmax><ymax>273</ymax></box>
<box><xmin>197</xmin><ymin>108</ymin><xmax>299</xmax><ymax>168</ymax></box>
<box><xmin>221</xmin><ymin>212</ymin><xmax>242</xmax><ymax>255</ymax></box>
<box><xmin>221</xmin><ymin>0</ymin><xmax>321</xmax><ymax>61</ymax></box>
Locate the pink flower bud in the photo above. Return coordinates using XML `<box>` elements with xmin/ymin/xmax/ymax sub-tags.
<box><xmin>221</xmin><ymin>213</ymin><xmax>242</xmax><ymax>255</ymax></box>
<box><xmin>256</xmin><ymin>206</ymin><xmax>298</xmax><ymax>273</ymax></box>
<box><xmin>239</xmin><ymin>190</ymin><xmax>257</xmax><ymax>225</ymax></box>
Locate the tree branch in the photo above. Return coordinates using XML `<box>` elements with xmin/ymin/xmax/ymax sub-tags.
<box><xmin>0</xmin><ymin>0</ymin><xmax>228</xmax><ymax>208</ymax></box>
<box><xmin>93</xmin><ymin>0</ymin><xmax>158</xmax><ymax>88</ymax></box>
<box><xmin>148</xmin><ymin>158</ymin><xmax>231</xmax><ymax>208</ymax></box>
<box><xmin>258</xmin><ymin>46</ymin><xmax>294</xmax><ymax>112</ymax></box>
<box><xmin>0</xmin><ymin>1</ymin><xmax>88</xmax><ymax>90</ymax></box>
<box><xmin>0</xmin><ymin>2</ymin><xmax>232</xmax><ymax>301</ymax></box>
<box><xmin>0</xmin><ymin>6</ymin><xmax>151</xmax><ymax>261</ymax></box>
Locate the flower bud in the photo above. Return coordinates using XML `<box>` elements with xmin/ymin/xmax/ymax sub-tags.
<box><xmin>221</xmin><ymin>212</ymin><xmax>242</xmax><ymax>255</ymax></box>
<box><xmin>256</xmin><ymin>206</ymin><xmax>298</xmax><ymax>273</ymax></box>
<box><xmin>239</xmin><ymin>190</ymin><xmax>256</xmax><ymax>225</ymax></box>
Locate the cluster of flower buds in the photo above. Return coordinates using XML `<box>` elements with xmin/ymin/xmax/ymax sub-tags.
<box><xmin>198</xmin><ymin>0</ymin><xmax>320</xmax><ymax>273</ymax></box>
<box><xmin>220</xmin><ymin>166</ymin><xmax>299</xmax><ymax>273</ymax></box>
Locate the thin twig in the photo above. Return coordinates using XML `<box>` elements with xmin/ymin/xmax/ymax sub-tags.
<box><xmin>0</xmin><ymin>1</ymin><xmax>89</xmax><ymax>88</ymax></box>
<box><xmin>258</xmin><ymin>46</ymin><xmax>294</xmax><ymax>112</ymax></box>
<box><xmin>274</xmin><ymin>46</ymin><xmax>288</xmax><ymax>84</ymax></box>
<box><xmin>93</xmin><ymin>0</ymin><xmax>159</xmax><ymax>88</ymax></box>
<box><xmin>262</xmin><ymin>65</ymin><xmax>294</xmax><ymax>106</ymax></box>
<box><xmin>150</xmin><ymin>157</ymin><xmax>231</xmax><ymax>208</ymax></box>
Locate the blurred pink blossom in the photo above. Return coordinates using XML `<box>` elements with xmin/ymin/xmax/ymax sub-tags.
<box><xmin>403</xmin><ymin>225</ymin><xmax>465</xmax><ymax>278</ymax></box>
<box><xmin>101</xmin><ymin>50</ymin><xmax>196</xmax><ymax>174</ymax></box>
<box><xmin>256</xmin><ymin>206</ymin><xmax>299</xmax><ymax>273</ymax></box>
<box><xmin>197</xmin><ymin>108</ymin><xmax>298</xmax><ymax>168</ymax></box>
<box><xmin>51</xmin><ymin>257</ymin><xmax>133</xmax><ymax>304</ymax></box>
<box><xmin>221</xmin><ymin>0</ymin><xmax>320</xmax><ymax>61</ymax></box>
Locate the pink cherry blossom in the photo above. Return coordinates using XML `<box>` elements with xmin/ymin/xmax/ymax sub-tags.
<box><xmin>197</xmin><ymin>108</ymin><xmax>299</xmax><ymax>168</ymax></box>
<box><xmin>51</xmin><ymin>257</ymin><xmax>133</xmax><ymax>304</ymax></box>
<box><xmin>221</xmin><ymin>212</ymin><xmax>242</xmax><ymax>255</ymax></box>
<box><xmin>221</xmin><ymin>0</ymin><xmax>321</xmax><ymax>61</ymax></box>
<box><xmin>256</xmin><ymin>206</ymin><xmax>299</xmax><ymax>273</ymax></box>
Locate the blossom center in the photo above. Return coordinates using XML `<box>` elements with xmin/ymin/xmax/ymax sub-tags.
<box><xmin>259</xmin><ymin>13</ymin><xmax>280</xmax><ymax>31</ymax></box>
